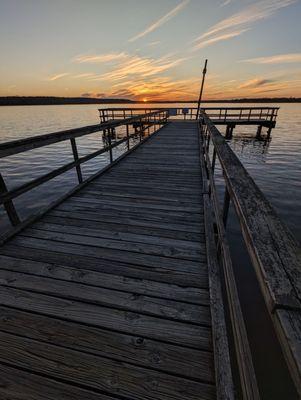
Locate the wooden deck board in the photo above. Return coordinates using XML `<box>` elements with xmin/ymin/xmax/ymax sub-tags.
<box><xmin>0</xmin><ymin>121</ymin><xmax>218</xmax><ymax>399</ymax></box>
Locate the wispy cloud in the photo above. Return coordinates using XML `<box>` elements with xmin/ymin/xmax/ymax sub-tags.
<box><xmin>238</xmin><ymin>77</ymin><xmax>274</xmax><ymax>89</ymax></box>
<box><xmin>221</xmin><ymin>0</ymin><xmax>232</xmax><ymax>7</ymax></box>
<box><xmin>73</xmin><ymin>52</ymin><xmax>127</xmax><ymax>63</ymax></box>
<box><xmin>89</xmin><ymin>54</ymin><xmax>188</xmax><ymax>82</ymax></box>
<box><xmin>193</xmin><ymin>0</ymin><xmax>296</xmax><ymax>50</ymax></box>
<box><xmin>193</xmin><ymin>28</ymin><xmax>249</xmax><ymax>50</ymax></box>
<box><xmin>201</xmin><ymin>0</ymin><xmax>295</xmax><ymax>39</ymax></box>
<box><xmin>129</xmin><ymin>0</ymin><xmax>189</xmax><ymax>42</ymax></box>
<box><xmin>148</xmin><ymin>41</ymin><xmax>161</xmax><ymax>47</ymax></box>
<box><xmin>47</xmin><ymin>73</ymin><xmax>69</xmax><ymax>81</ymax></box>
<box><xmin>73</xmin><ymin>73</ymin><xmax>96</xmax><ymax>79</ymax></box>
<box><xmin>241</xmin><ymin>53</ymin><xmax>301</xmax><ymax>64</ymax></box>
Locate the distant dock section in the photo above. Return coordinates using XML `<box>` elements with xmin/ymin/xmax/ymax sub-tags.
<box><xmin>100</xmin><ymin>106</ymin><xmax>279</xmax><ymax>139</ymax></box>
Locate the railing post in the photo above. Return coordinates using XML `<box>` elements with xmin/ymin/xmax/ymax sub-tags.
<box><xmin>108</xmin><ymin>129</ymin><xmax>113</xmax><ymax>163</ymax></box>
<box><xmin>222</xmin><ymin>186</ymin><xmax>230</xmax><ymax>227</ymax></box>
<box><xmin>139</xmin><ymin>118</ymin><xmax>143</xmax><ymax>141</ymax></box>
<box><xmin>211</xmin><ymin>148</ymin><xmax>217</xmax><ymax>173</ymax></box>
<box><xmin>126</xmin><ymin>124</ymin><xmax>130</xmax><ymax>150</ymax></box>
<box><xmin>0</xmin><ymin>173</ymin><xmax>20</xmax><ymax>226</ymax></box>
<box><xmin>70</xmin><ymin>138</ymin><xmax>83</xmax><ymax>183</ymax></box>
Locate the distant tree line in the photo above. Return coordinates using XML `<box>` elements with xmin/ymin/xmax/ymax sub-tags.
<box><xmin>0</xmin><ymin>96</ymin><xmax>134</xmax><ymax>106</ymax></box>
<box><xmin>0</xmin><ymin>96</ymin><xmax>300</xmax><ymax>106</ymax></box>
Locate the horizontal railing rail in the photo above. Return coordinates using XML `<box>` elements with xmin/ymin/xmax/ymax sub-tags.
<box><xmin>99</xmin><ymin>107</ymin><xmax>279</xmax><ymax>123</ymax></box>
<box><xmin>199</xmin><ymin>110</ymin><xmax>301</xmax><ymax>398</ymax></box>
<box><xmin>0</xmin><ymin>110</ymin><xmax>169</xmax><ymax>238</ymax></box>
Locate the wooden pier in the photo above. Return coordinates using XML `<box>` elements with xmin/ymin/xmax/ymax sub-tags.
<box><xmin>0</xmin><ymin>109</ymin><xmax>300</xmax><ymax>400</ymax></box>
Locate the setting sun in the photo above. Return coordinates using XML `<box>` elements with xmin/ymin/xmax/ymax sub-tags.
<box><xmin>143</xmin><ymin>98</ymin><xmax>148</xmax><ymax>103</ymax></box>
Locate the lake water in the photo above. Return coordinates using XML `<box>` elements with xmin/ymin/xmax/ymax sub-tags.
<box><xmin>0</xmin><ymin>102</ymin><xmax>300</xmax><ymax>399</ymax></box>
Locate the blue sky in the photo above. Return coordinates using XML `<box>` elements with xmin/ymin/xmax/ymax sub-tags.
<box><xmin>0</xmin><ymin>0</ymin><xmax>300</xmax><ymax>100</ymax></box>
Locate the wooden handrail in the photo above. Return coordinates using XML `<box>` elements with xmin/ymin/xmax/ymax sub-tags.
<box><xmin>199</xmin><ymin>111</ymin><xmax>301</xmax><ymax>397</ymax></box>
<box><xmin>0</xmin><ymin>111</ymin><xmax>165</xmax><ymax>158</ymax></box>
<box><xmin>199</xmin><ymin>121</ymin><xmax>260</xmax><ymax>400</ymax></box>
<box><xmin>0</xmin><ymin>110</ymin><xmax>169</xmax><ymax>233</ymax></box>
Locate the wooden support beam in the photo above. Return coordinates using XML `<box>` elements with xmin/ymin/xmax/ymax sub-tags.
<box><xmin>256</xmin><ymin>126</ymin><xmax>263</xmax><ymax>140</ymax></box>
<box><xmin>70</xmin><ymin>138</ymin><xmax>83</xmax><ymax>183</ymax></box>
<box><xmin>0</xmin><ymin>173</ymin><xmax>20</xmax><ymax>226</ymax></box>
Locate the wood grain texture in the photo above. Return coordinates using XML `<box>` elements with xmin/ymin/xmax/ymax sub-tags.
<box><xmin>0</xmin><ymin>331</ymin><xmax>216</xmax><ymax>400</ymax></box>
<box><xmin>0</xmin><ymin>124</ymin><xmax>220</xmax><ymax>400</ymax></box>
<box><xmin>0</xmin><ymin>306</ymin><xmax>214</xmax><ymax>381</ymax></box>
<box><xmin>0</xmin><ymin>121</ymin><xmax>220</xmax><ymax>399</ymax></box>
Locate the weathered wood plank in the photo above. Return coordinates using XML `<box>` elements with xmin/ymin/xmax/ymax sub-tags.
<box><xmin>45</xmin><ymin>211</ymin><xmax>204</xmax><ymax>240</ymax></box>
<box><xmin>0</xmin><ymin>254</ymin><xmax>209</xmax><ymax>304</ymax></box>
<box><xmin>0</xmin><ymin>306</ymin><xmax>214</xmax><ymax>381</ymax></box>
<box><xmin>0</xmin><ymin>363</ymin><xmax>113</xmax><ymax>400</ymax></box>
<box><xmin>71</xmin><ymin>195</ymin><xmax>202</xmax><ymax>213</ymax></box>
<box><xmin>58</xmin><ymin>199</ymin><xmax>203</xmax><ymax>223</ymax></box>
<box><xmin>0</xmin><ymin>245</ymin><xmax>209</xmax><ymax>288</ymax></box>
<box><xmin>50</xmin><ymin>209</ymin><xmax>204</xmax><ymax>234</ymax></box>
<box><xmin>15</xmin><ymin>234</ymin><xmax>207</xmax><ymax>267</ymax></box>
<box><xmin>0</xmin><ymin>269</ymin><xmax>210</xmax><ymax>324</ymax></box>
<box><xmin>273</xmin><ymin>309</ymin><xmax>301</xmax><ymax>397</ymax></box>
<box><xmin>203</xmin><ymin>194</ymin><xmax>235</xmax><ymax>399</ymax></box>
<box><xmin>0</xmin><ymin>286</ymin><xmax>211</xmax><ymax>349</ymax></box>
<box><xmin>0</xmin><ymin>331</ymin><xmax>216</xmax><ymax>400</ymax></box>
<box><xmin>81</xmin><ymin>186</ymin><xmax>202</xmax><ymax>203</ymax></box>
<box><xmin>34</xmin><ymin>220</ymin><xmax>202</xmax><ymax>250</ymax></box>
<box><xmin>23</xmin><ymin>225</ymin><xmax>204</xmax><ymax>261</ymax></box>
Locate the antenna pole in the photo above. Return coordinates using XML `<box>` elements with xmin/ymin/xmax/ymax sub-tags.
<box><xmin>196</xmin><ymin>59</ymin><xmax>208</xmax><ymax>120</ymax></box>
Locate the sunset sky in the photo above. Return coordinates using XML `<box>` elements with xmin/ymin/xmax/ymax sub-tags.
<box><xmin>0</xmin><ymin>0</ymin><xmax>300</xmax><ymax>101</ymax></box>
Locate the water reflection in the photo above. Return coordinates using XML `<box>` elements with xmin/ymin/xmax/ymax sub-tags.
<box><xmin>228</xmin><ymin>136</ymin><xmax>271</xmax><ymax>163</ymax></box>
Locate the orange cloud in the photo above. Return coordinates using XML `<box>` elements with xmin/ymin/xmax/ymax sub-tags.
<box><xmin>90</xmin><ymin>54</ymin><xmax>189</xmax><ymax>82</ymax></box>
<box><xmin>109</xmin><ymin>76</ymin><xmax>200</xmax><ymax>101</ymax></box>
<box><xmin>73</xmin><ymin>52</ymin><xmax>127</xmax><ymax>63</ymax></box>
<box><xmin>46</xmin><ymin>73</ymin><xmax>69</xmax><ymax>81</ymax></box>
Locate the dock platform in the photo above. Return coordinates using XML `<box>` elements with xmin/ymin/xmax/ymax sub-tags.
<box><xmin>0</xmin><ymin>111</ymin><xmax>300</xmax><ymax>399</ymax></box>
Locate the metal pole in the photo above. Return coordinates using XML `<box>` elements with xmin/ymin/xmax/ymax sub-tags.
<box><xmin>196</xmin><ymin>59</ymin><xmax>208</xmax><ymax>120</ymax></box>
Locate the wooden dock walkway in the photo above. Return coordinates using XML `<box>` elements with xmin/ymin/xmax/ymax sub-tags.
<box><xmin>0</xmin><ymin>121</ymin><xmax>223</xmax><ymax>400</ymax></box>
<box><xmin>0</xmin><ymin>111</ymin><xmax>300</xmax><ymax>399</ymax></box>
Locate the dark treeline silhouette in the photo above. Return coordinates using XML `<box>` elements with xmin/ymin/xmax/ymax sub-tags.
<box><xmin>0</xmin><ymin>96</ymin><xmax>134</xmax><ymax>106</ymax></box>
<box><xmin>0</xmin><ymin>96</ymin><xmax>300</xmax><ymax>106</ymax></box>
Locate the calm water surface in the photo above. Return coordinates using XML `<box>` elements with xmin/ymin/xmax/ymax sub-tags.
<box><xmin>0</xmin><ymin>102</ymin><xmax>300</xmax><ymax>399</ymax></box>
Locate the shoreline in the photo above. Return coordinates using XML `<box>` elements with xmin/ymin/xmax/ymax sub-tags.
<box><xmin>0</xmin><ymin>96</ymin><xmax>300</xmax><ymax>106</ymax></box>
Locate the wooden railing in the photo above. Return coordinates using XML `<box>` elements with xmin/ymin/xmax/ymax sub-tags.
<box><xmin>199</xmin><ymin>111</ymin><xmax>301</xmax><ymax>398</ymax></box>
<box><xmin>99</xmin><ymin>107</ymin><xmax>279</xmax><ymax>123</ymax></box>
<box><xmin>200</xmin><ymin>107</ymin><xmax>279</xmax><ymax>123</ymax></box>
<box><xmin>0</xmin><ymin>110</ymin><xmax>169</xmax><ymax>240</ymax></box>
